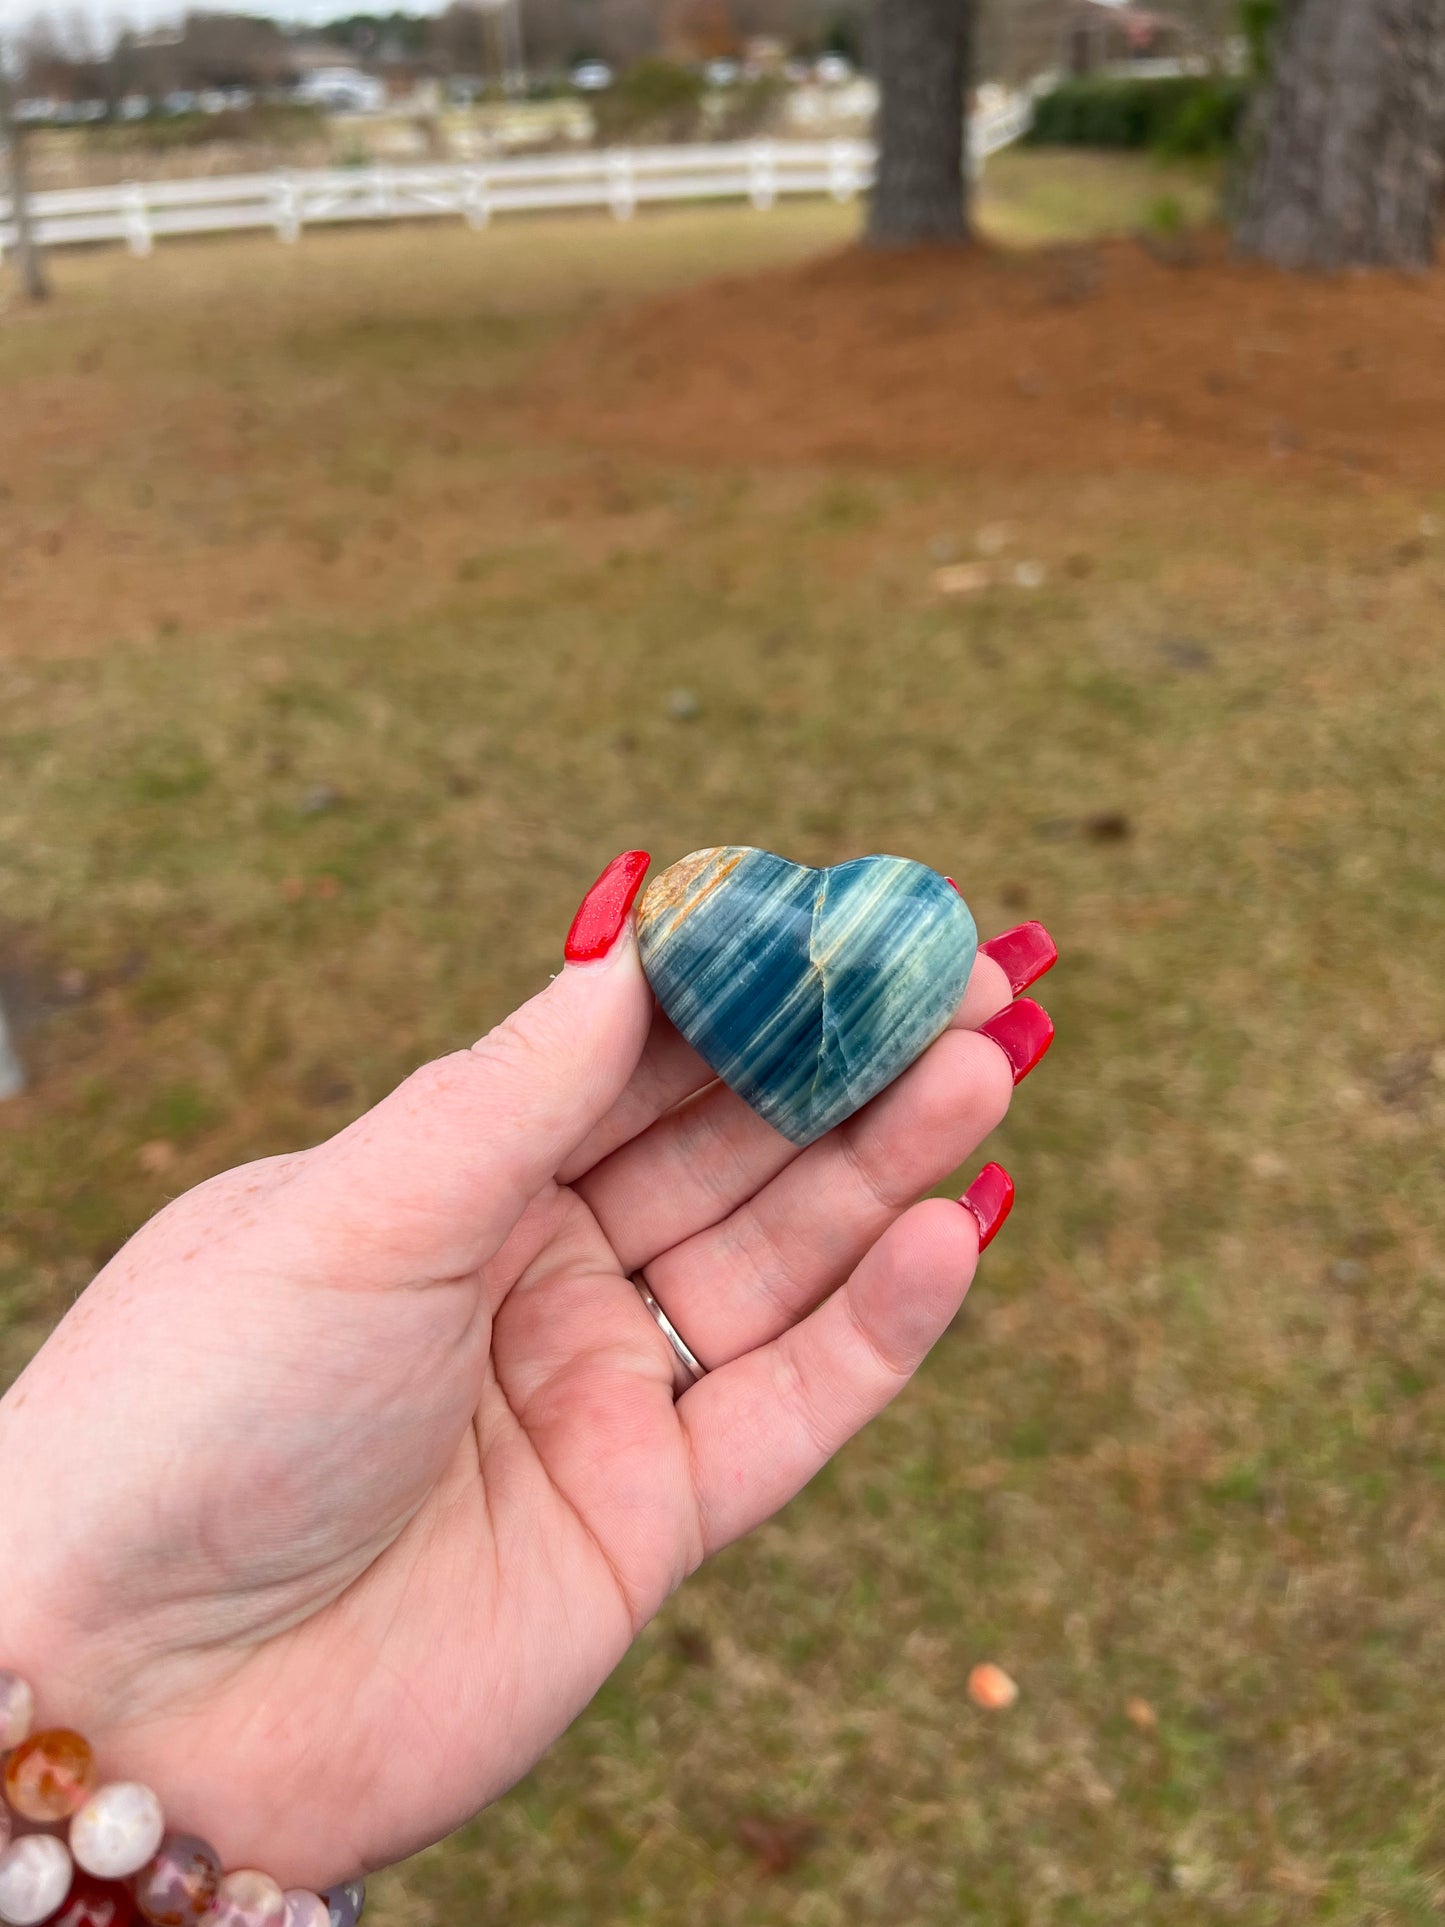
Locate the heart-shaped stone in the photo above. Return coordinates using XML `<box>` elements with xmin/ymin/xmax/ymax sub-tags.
<box><xmin>637</xmin><ymin>847</ymin><xmax>977</xmax><ymax>1148</ymax></box>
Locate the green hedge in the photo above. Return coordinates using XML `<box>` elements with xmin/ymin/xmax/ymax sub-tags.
<box><xmin>1027</xmin><ymin>76</ymin><xmax>1250</xmax><ymax>157</ymax></box>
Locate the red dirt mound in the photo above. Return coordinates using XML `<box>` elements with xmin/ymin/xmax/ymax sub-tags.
<box><xmin>536</xmin><ymin>235</ymin><xmax>1445</xmax><ymax>487</ymax></box>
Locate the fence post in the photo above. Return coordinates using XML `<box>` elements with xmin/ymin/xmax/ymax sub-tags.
<box><xmin>272</xmin><ymin>171</ymin><xmax>300</xmax><ymax>243</ymax></box>
<box><xmin>122</xmin><ymin>180</ymin><xmax>152</xmax><ymax>257</ymax></box>
<box><xmin>0</xmin><ymin>67</ymin><xmax>49</xmax><ymax>298</ymax></box>
<box><xmin>827</xmin><ymin>139</ymin><xmax>855</xmax><ymax>202</ymax></box>
<box><xmin>748</xmin><ymin>139</ymin><xmax>777</xmax><ymax>211</ymax></box>
<box><xmin>0</xmin><ymin>993</ymin><xmax>23</xmax><ymax>1102</ymax></box>
<box><xmin>464</xmin><ymin>163</ymin><xmax>491</xmax><ymax>229</ymax></box>
<box><xmin>607</xmin><ymin>149</ymin><xmax>635</xmax><ymax>221</ymax></box>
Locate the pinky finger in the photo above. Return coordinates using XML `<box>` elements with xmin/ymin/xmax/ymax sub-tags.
<box><xmin>680</xmin><ymin>1173</ymin><xmax>1013</xmax><ymax>1557</ymax></box>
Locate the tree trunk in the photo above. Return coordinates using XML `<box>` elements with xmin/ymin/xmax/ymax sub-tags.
<box><xmin>867</xmin><ymin>0</ymin><xmax>974</xmax><ymax>247</ymax></box>
<box><xmin>1</xmin><ymin>62</ymin><xmax>49</xmax><ymax>303</ymax></box>
<box><xmin>1235</xmin><ymin>0</ymin><xmax>1445</xmax><ymax>271</ymax></box>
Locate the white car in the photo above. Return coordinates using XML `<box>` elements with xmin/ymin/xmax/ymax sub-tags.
<box><xmin>570</xmin><ymin>61</ymin><xmax>614</xmax><ymax>92</ymax></box>
<box><xmin>294</xmin><ymin>68</ymin><xmax>387</xmax><ymax>114</ymax></box>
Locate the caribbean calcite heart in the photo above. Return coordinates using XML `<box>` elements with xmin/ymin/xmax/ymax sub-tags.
<box><xmin>637</xmin><ymin>847</ymin><xmax>977</xmax><ymax>1148</ymax></box>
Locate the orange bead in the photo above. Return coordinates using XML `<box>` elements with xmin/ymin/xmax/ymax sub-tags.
<box><xmin>3</xmin><ymin>1727</ymin><xmax>97</xmax><ymax>1821</ymax></box>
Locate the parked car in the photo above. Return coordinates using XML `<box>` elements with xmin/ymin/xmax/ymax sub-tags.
<box><xmin>814</xmin><ymin>53</ymin><xmax>854</xmax><ymax>85</ymax></box>
<box><xmin>704</xmin><ymin>58</ymin><xmax>740</xmax><ymax>88</ymax></box>
<box><xmin>570</xmin><ymin>60</ymin><xmax>614</xmax><ymax>92</ymax></box>
<box><xmin>293</xmin><ymin>67</ymin><xmax>387</xmax><ymax>114</ymax></box>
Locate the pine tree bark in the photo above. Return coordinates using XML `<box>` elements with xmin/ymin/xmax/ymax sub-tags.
<box><xmin>867</xmin><ymin>0</ymin><xmax>974</xmax><ymax>247</ymax></box>
<box><xmin>1236</xmin><ymin>0</ymin><xmax>1445</xmax><ymax>271</ymax></box>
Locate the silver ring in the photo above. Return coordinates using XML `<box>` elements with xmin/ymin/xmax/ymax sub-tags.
<box><xmin>632</xmin><ymin>1273</ymin><xmax>707</xmax><ymax>1397</ymax></box>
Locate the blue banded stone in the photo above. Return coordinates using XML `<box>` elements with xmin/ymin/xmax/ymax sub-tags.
<box><xmin>637</xmin><ymin>848</ymin><xmax>977</xmax><ymax>1148</ymax></box>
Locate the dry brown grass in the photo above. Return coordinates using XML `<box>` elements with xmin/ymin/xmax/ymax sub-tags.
<box><xmin>3</xmin><ymin>171</ymin><xmax>1444</xmax><ymax>1924</ymax></box>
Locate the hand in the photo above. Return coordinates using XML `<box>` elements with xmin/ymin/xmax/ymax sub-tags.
<box><xmin>0</xmin><ymin>856</ymin><xmax>1054</xmax><ymax>1890</ymax></box>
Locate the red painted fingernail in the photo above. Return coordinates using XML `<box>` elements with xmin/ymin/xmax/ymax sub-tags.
<box><xmin>564</xmin><ymin>851</ymin><xmax>650</xmax><ymax>963</ymax></box>
<box><xmin>977</xmin><ymin>997</ymin><xmax>1054</xmax><ymax>1084</ymax></box>
<box><xmin>979</xmin><ymin>921</ymin><xmax>1058</xmax><ymax>995</ymax></box>
<box><xmin>961</xmin><ymin>1162</ymin><xmax>1014</xmax><ymax>1251</ymax></box>
<box><xmin>945</xmin><ymin>876</ymin><xmax>961</xmax><ymax>894</ymax></box>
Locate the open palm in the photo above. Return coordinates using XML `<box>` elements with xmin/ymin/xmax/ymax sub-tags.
<box><xmin>0</xmin><ymin>874</ymin><xmax>1042</xmax><ymax>1892</ymax></box>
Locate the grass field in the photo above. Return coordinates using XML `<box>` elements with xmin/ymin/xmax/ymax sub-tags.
<box><xmin>3</xmin><ymin>156</ymin><xmax>1444</xmax><ymax>1924</ymax></box>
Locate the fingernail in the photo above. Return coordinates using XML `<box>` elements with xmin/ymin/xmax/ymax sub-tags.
<box><xmin>977</xmin><ymin>996</ymin><xmax>1054</xmax><ymax>1084</ymax></box>
<box><xmin>565</xmin><ymin>851</ymin><xmax>650</xmax><ymax>963</ymax></box>
<box><xmin>979</xmin><ymin>921</ymin><xmax>1058</xmax><ymax>995</ymax></box>
<box><xmin>961</xmin><ymin>1162</ymin><xmax>1014</xmax><ymax>1251</ymax></box>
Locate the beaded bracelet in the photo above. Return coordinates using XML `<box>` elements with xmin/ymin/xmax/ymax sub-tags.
<box><xmin>0</xmin><ymin>1671</ymin><xmax>364</xmax><ymax>1927</ymax></box>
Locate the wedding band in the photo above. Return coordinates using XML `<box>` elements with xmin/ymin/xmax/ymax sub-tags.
<box><xmin>632</xmin><ymin>1273</ymin><xmax>707</xmax><ymax>1396</ymax></box>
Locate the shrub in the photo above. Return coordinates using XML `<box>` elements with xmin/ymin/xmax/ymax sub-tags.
<box><xmin>84</xmin><ymin>103</ymin><xmax>323</xmax><ymax>153</ymax></box>
<box><xmin>591</xmin><ymin>60</ymin><xmax>707</xmax><ymax>145</ymax></box>
<box><xmin>714</xmin><ymin>73</ymin><xmax>789</xmax><ymax>140</ymax></box>
<box><xmin>1027</xmin><ymin>76</ymin><xmax>1250</xmax><ymax>157</ymax></box>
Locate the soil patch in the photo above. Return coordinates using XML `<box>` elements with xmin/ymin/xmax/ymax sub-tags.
<box><xmin>535</xmin><ymin>234</ymin><xmax>1445</xmax><ymax>487</ymax></box>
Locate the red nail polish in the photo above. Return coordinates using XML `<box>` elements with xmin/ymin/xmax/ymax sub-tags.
<box><xmin>977</xmin><ymin>997</ymin><xmax>1054</xmax><ymax>1084</ymax></box>
<box><xmin>565</xmin><ymin>851</ymin><xmax>650</xmax><ymax>963</ymax></box>
<box><xmin>961</xmin><ymin>1162</ymin><xmax>1014</xmax><ymax>1251</ymax></box>
<box><xmin>945</xmin><ymin>876</ymin><xmax>961</xmax><ymax>895</ymax></box>
<box><xmin>979</xmin><ymin>921</ymin><xmax>1058</xmax><ymax>995</ymax></box>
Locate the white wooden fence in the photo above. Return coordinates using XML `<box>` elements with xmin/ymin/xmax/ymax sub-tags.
<box><xmin>0</xmin><ymin>97</ymin><xmax>1031</xmax><ymax>259</ymax></box>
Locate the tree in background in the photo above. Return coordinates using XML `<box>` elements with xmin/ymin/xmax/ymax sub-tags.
<box><xmin>520</xmin><ymin>0</ymin><xmax>662</xmax><ymax>72</ymax></box>
<box><xmin>866</xmin><ymin>0</ymin><xmax>974</xmax><ymax>245</ymax></box>
<box><xmin>1235</xmin><ymin>0</ymin><xmax>1445</xmax><ymax>270</ymax></box>
<box><xmin>517</xmin><ymin>0</ymin><xmax>868</xmax><ymax>75</ymax></box>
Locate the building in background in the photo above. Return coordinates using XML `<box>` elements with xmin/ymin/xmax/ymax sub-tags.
<box><xmin>1063</xmin><ymin>0</ymin><xmax>1200</xmax><ymax>74</ymax></box>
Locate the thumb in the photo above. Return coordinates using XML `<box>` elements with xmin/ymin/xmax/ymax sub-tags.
<box><xmin>298</xmin><ymin>852</ymin><xmax>654</xmax><ymax>1279</ymax></box>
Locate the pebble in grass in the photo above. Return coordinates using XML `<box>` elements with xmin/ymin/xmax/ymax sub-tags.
<box><xmin>967</xmin><ymin>1664</ymin><xmax>1019</xmax><ymax>1711</ymax></box>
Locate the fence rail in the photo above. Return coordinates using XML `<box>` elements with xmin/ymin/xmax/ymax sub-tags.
<box><xmin>0</xmin><ymin>99</ymin><xmax>1031</xmax><ymax>257</ymax></box>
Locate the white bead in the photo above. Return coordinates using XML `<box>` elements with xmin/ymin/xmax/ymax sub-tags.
<box><xmin>70</xmin><ymin>1779</ymin><xmax>165</xmax><ymax>1879</ymax></box>
<box><xmin>209</xmin><ymin>1869</ymin><xmax>287</xmax><ymax>1927</ymax></box>
<box><xmin>0</xmin><ymin>1835</ymin><xmax>73</xmax><ymax>1927</ymax></box>
<box><xmin>282</xmin><ymin>1893</ymin><xmax>330</xmax><ymax>1927</ymax></box>
<box><xmin>0</xmin><ymin>1672</ymin><xmax>35</xmax><ymax>1751</ymax></box>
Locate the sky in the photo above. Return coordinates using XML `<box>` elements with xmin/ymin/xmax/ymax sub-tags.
<box><xmin>0</xmin><ymin>0</ymin><xmax>457</xmax><ymax>39</ymax></box>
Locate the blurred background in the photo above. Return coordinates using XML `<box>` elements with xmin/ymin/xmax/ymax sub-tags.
<box><xmin>3</xmin><ymin>0</ymin><xmax>1444</xmax><ymax>1920</ymax></box>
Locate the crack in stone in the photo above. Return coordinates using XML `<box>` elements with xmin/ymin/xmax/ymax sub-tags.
<box><xmin>807</xmin><ymin>865</ymin><xmax>862</xmax><ymax>1133</ymax></box>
